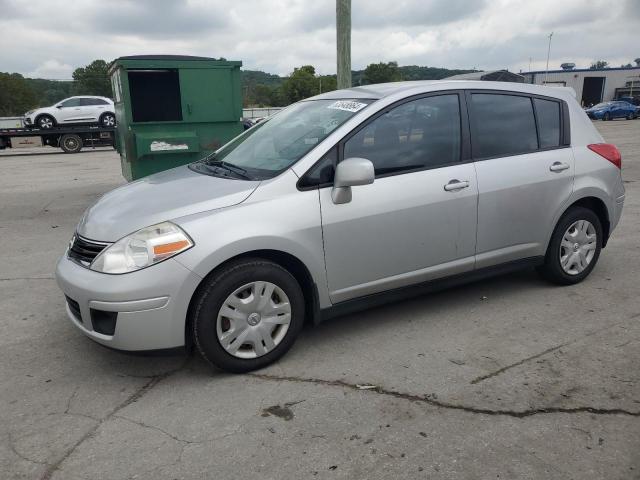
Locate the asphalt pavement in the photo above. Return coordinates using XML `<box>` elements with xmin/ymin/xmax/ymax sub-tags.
<box><xmin>1</xmin><ymin>120</ymin><xmax>638</xmax><ymax>479</ymax></box>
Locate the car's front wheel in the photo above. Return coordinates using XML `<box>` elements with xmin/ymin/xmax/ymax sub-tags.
<box><xmin>100</xmin><ymin>113</ymin><xmax>116</xmax><ymax>127</ymax></box>
<box><xmin>36</xmin><ymin>114</ymin><xmax>56</xmax><ymax>129</ymax></box>
<box><xmin>537</xmin><ymin>206</ymin><xmax>602</xmax><ymax>285</ymax></box>
<box><xmin>193</xmin><ymin>258</ymin><xmax>305</xmax><ymax>373</ymax></box>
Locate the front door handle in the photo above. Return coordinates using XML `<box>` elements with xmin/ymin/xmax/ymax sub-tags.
<box><xmin>444</xmin><ymin>179</ymin><xmax>470</xmax><ymax>191</ymax></box>
<box><xmin>549</xmin><ymin>162</ymin><xmax>570</xmax><ymax>172</ymax></box>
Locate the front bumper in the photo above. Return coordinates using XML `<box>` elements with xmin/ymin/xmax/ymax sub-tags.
<box><xmin>55</xmin><ymin>253</ymin><xmax>202</xmax><ymax>351</ymax></box>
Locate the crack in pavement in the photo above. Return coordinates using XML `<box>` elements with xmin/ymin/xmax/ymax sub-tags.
<box><xmin>249</xmin><ymin>373</ymin><xmax>640</xmax><ymax>418</ymax></box>
<box><xmin>38</xmin><ymin>358</ymin><xmax>191</xmax><ymax>480</ymax></box>
<box><xmin>7</xmin><ymin>431</ymin><xmax>48</xmax><ymax>466</ymax></box>
<box><xmin>470</xmin><ymin>321</ymin><xmax>630</xmax><ymax>385</ymax></box>
<box><xmin>470</xmin><ymin>342</ymin><xmax>567</xmax><ymax>384</ymax></box>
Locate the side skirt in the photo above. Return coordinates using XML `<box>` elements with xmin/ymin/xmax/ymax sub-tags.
<box><xmin>317</xmin><ymin>256</ymin><xmax>545</xmax><ymax>323</ymax></box>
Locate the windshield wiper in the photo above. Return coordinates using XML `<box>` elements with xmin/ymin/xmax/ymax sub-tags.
<box><xmin>207</xmin><ymin>160</ymin><xmax>253</xmax><ymax>180</ymax></box>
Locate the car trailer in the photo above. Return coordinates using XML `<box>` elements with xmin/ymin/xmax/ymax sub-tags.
<box><xmin>0</xmin><ymin>125</ymin><xmax>115</xmax><ymax>154</ymax></box>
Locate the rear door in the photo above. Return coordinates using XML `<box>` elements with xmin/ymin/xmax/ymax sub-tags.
<box><xmin>79</xmin><ymin>98</ymin><xmax>108</xmax><ymax>122</ymax></box>
<box><xmin>318</xmin><ymin>92</ymin><xmax>478</xmax><ymax>303</ymax></box>
<box><xmin>468</xmin><ymin>91</ymin><xmax>574</xmax><ymax>268</ymax></box>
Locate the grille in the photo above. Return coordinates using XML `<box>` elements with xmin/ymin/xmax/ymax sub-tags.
<box><xmin>68</xmin><ymin>234</ymin><xmax>110</xmax><ymax>266</ymax></box>
<box><xmin>65</xmin><ymin>296</ymin><xmax>82</xmax><ymax>323</ymax></box>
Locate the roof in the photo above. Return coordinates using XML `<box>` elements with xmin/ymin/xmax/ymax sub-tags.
<box><xmin>115</xmin><ymin>55</ymin><xmax>220</xmax><ymax>61</ymax></box>
<box><xmin>524</xmin><ymin>66</ymin><xmax>640</xmax><ymax>75</ymax></box>
<box><xmin>308</xmin><ymin>80</ymin><xmax>575</xmax><ymax>101</ymax></box>
<box><xmin>108</xmin><ymin>55</ymin><xmax>241</xmax><ymax>73</ymax></box>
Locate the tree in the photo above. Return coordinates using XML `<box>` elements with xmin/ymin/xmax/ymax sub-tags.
<box><xmin>281</xmin><ymin>65</ymin><xmax>318</xmax><ymax>103</ymax></box>
<box><xmin>635</xmin><ymin>58</ymin><xmax>640</xmax><ymax>67</ymax></box>
<box><xmin>0</xmin><ymin>73</ymin><xmax>38</xmax><ymax>116</ymax></box>
<box><xmin>72</xmin><ymin>60</ymin><xmax>111</xmax><ymax>98</ymax></box>
<box><xmin>363</xmin><ymin>61</ymin><xmax>401</xmax><ymax>84</ymax></box>
<box><xmin>590</xmin><ymin>60</ymin><xmax>609</xmax><ymax>70</ymax></box>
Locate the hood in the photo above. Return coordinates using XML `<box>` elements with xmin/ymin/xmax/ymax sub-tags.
<box><xmin>77</xmin><ymin>165</ymin><xmax>260</xmax><ymax>241</ymax></box>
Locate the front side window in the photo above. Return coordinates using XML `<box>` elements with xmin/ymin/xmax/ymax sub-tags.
<box><xmin>59</xmin><ymin>98</ymin><xmax>81</xmax><ymax>108</ymax></box>
<box><xmin>193</xmin><ymin>99</ymin><xmax>372</xmax><ymax>180</ymax></box>
<box><xmin>534</xmin><ymin>98</ymin><xmax>561</xmax><ymax>148</ymax></box>
<box><xmin>343</xmin><ymin>94</ymin><xmax>461</xmax><ymax>176</ymax></box>
<box><xmin>470</xmin><ymin>93</ymin><xmax>538</xmax><ymax>158</ymax></box>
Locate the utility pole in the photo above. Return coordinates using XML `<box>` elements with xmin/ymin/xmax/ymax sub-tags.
<box><xmin>544</xmin><ymin>32</ymin><xmax>553</xmax><ymax>84</ymax></box>
<box><xmin>336</xmin><ymin>0</ymin><xmax>351</xmax><ymax>89</ymax></box>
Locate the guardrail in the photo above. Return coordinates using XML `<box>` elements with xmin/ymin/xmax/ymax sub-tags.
<box><xmin>242</xmin><ymin>107</ymin><xmax>282</xmax><ymax>119</ymax></box>
<box><xmin>0</xmin><ymin>117</ymin><xmax>24</xmax><ymax>129</ymax></box>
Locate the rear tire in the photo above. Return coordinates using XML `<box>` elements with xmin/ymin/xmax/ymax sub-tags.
<box><xmin>60</xmin><ymin>134</ymin><xmax>83</xmax><ymax>153</ymax></box>
<box><xmin>100</xmin><ymin>112</ymin><xmax>116</xmax><ymax>127</ymax></box>
<box><xmin>537</xmin><ymin>207</ymin><xmax>602</xmax><ymax>285</ymax></box>
<box><xmin>193</xmin><ymin>258</ymin><xmax>305</xmax><ymax>373</ymax></box>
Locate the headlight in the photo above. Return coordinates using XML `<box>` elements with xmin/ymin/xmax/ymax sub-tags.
<box><xmin>90</xmin><ymin>221</ymin><xmax>193</xmax><ymax>274</ymax></box>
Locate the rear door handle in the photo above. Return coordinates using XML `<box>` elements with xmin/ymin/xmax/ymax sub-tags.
<box><xmin>444</xmin><ymin>179</ymin><xmax>470</xmax><ymax>191</ymax></box>
<box><xmin>549</xmin><ymin>162</ymin><xmax>570</xmax><ymax>172</ymax></box>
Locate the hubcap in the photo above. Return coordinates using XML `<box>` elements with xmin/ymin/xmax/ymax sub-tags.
<box><xmin>103</xmin><ymin>115</ymin><xmax>115</xmax><ymax>126</ymax></box>
<box><xmin>216</xmin><ymin>281</ymin><xmax>291</xmax><ymax>359</ymax></box>
<box><xmin>40</xmin><ymin>118</ymin><xmax>53</xmax><ymax>128</ymax></box>
<box><xmin>559</xmin><ymin>220</ymin><xmax>597</xmax><ymax>275</ymax></box>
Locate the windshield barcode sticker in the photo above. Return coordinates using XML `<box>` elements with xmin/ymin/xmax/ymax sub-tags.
<box><xmin>327</xmin><ymin>100</ymin><xmax>368</xmax><ymax>113</ymax></box>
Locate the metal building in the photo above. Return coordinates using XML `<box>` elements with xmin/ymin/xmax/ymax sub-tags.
<box><xmin>522</xmin><ymin>67</ymin><xmax>640</xmax><ymax>107</ymax></box>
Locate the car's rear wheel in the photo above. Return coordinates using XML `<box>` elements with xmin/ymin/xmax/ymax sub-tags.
<box><xmin>100</xmin><ymin>113</ymin><xmax>116</xmax><ymax>127</ymax></box>
<box><xmin>36</xmin><ymin>114</ymin><xmax>56</xmax><ymax>129</ymax></box>
<box><xmin>537</xmin><ymin>206</ymin><xmax>602</xmax><ymax>285</ymax></box>
<box><xmin>60</xmin><ymin>134</ymin><xmax>83</xmax><ymax>153</ymax></box>
<box><xmin>193</xmin><ymin>258</ymin><xmax>305</xmax><ymax>373</ymax></box>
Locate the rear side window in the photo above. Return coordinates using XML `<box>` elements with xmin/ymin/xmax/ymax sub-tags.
<box><xmin>80</xmin><ymin>98</ymin><xmax>108</xmax><ymax>106</ymax></box>
<box><xmin>470</xmin><ymin>94</ymin><xmax>538</xmax><ymax>158</ymax></box>
<box><xmin>534</xmin><ymin>98</ymin><xmax>561</xmax><ymax>148</ymax></box>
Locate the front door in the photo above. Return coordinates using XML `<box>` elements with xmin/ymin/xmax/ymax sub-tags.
<box><xmin>56</xmin><ymin>97</ymin><xmax>83</xmax><ymax>123</ymax></box>
<box><xmin>319</xmin><ymin>93</ymin><xmax>478</xmax><ymax>304</ymax></box>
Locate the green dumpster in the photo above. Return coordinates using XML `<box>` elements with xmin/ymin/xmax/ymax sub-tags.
<box><xmin>108</xmin><ymin>55</ymin><xmax>243</xmax><ymax>181</ymax></box>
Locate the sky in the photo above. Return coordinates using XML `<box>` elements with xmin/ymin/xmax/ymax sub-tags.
<box><xmin>1</xmin><ymin>0</ymin><xmax>638</xmax><ymax>79</ymax></box>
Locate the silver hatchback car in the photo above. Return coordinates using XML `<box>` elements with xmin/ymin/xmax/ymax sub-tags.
<box><xmin>56</xmin><ymin>81</ymin><xmax>625</xmax><ymax>372</ymax></box>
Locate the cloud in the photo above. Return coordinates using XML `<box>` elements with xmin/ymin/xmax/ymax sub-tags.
<box><xmin>26</xmin><ymin>59</ymin><xmax>74</xmax><ymax>79</ymax></box>
<box><xmin>0</xmin><ymin>0</ymin><xmax>638</xmax><ymax>78</ymax></box>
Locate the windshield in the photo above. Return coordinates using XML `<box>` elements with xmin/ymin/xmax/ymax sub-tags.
<box><xmin>192</xmin><ymin>99</ymin><xmax>372</xmax><ymax>180</ymax></box>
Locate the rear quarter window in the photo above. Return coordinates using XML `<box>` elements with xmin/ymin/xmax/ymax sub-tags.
<box><xmin>534</xmin><ymin>98</ymin><xmax>561</xmax><ymax>148</ymax></box>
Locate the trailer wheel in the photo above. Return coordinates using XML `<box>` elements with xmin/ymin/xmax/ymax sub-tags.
<box><xmin>60</xmin><ymin>134</ymin><xmax>83</xmax><ymax>153</ymax></box>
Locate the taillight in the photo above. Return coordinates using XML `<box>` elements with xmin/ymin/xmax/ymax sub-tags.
<box><xmin>588</xmin><ymin>143</ymin><xmax>621</xmax><ymax>169</ymax></box>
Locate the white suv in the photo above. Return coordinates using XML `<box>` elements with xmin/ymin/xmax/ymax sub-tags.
<box><xmin>24</xmin><ymin>96</ymin><xmax>115</xmax><ymax>129</ymax></box>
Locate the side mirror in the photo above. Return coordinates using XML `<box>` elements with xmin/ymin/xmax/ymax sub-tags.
<box><xmin>331</xmin><ymin>157</ymin><xmax>374</xmax><ymax>204</ymax></box>
<box><xmin>56</xmin><ymin>105</ymin><xmax>63</xmax><ymax>109</ymax></box>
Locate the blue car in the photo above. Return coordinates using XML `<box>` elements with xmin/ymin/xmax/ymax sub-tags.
<box><xmin>585</xmin><ymin>101</ymin><xmax>638</xmax><ymax>120</ymax></box>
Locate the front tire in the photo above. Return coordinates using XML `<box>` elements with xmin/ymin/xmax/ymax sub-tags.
<box><xmin>36</xmin><ymin>114</ymin><xmax>56</xmax><ymax>129</ymax></box>
<box><xmin>193</xmin><ymin>259</ymin><xmax>305</xmax><ymax>373</ymax></box>
<box><xmin>537</xmin><ymin>207</ymin><xmax>602</xmax><ymax>285</ymax></box>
